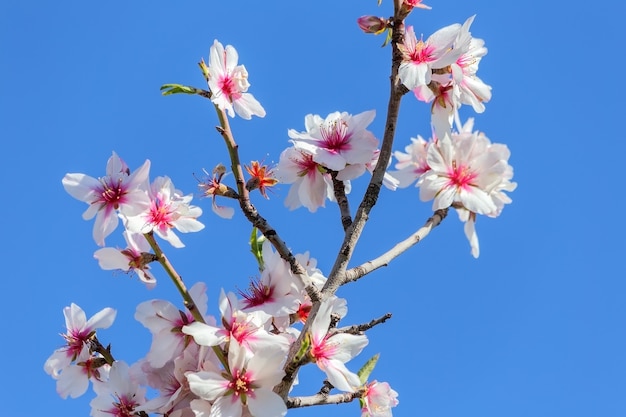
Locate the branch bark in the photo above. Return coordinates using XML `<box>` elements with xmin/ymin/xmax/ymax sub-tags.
<box><xmin>343</xmin><ymin>208</ymin><xmax>449</xmax><ymax>284</ymax></box>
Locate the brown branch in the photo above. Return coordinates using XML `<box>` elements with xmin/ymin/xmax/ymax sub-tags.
<box><xmin>213</xmin><ymin>116</ymin><xmax>307</xmax><ymax>278</ymax></box>
<box><xmin>274</xmin><ymin>8</ymin><xmax>408</xmax><ymax>400</ymax></box>
<box><xmin>331</xmin><ymin>170</ymin><xmax>352</xmax><ymax>231</ymax></box>
<box><xmin>343</xmin><ymin>208</ymin><xmax>449</xmax><ymax>284</ymax></box>
<box><xmin>143</xmin><ymin>232</ymin><xmax>206</xmax><ymax>324</ymax></box>
<box><xmin>333</xmin><ymin>313</ymin><xmax>392</xmax><ymax>335</ymax></box>
<box><xmin>287</xmin><ymin>390</ymin><xmax>363</xmax><ymax>409</ymax></box>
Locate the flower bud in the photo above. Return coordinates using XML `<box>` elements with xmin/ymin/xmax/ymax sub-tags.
<box><xmin>357</xmin><ymin>15</ymin><xmax>387</xmax><ymax>35</ymax></box>
<box><xmin>399</xmin><ymin>0</ymin><xmax>431</xmax><ymax>19</ymax></box>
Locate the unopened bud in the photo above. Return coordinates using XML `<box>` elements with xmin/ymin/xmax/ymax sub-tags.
<box><xmin>357</xmin><ymin>15</ymin><xmax>387</xmax><ymax>35</ymax></box>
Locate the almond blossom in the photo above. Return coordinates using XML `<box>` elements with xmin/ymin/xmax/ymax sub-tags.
<box><xmin>360</xmin><ymin>380</ymin><xmax>399</xmax><ymax>417</ymax></box>
<box><xmin>125</xmin><ymin>176</ymin><xmax>204</xmax><ymax>248</ymax></box>
<box><xmin>133</xmin><ymin>344</ymin><xmax>215</xmax><ymax>417</ymax></box>
<box><xmin>417</xmin><ymin>120</ymin><xmax>516</xmax><ymax>257</ymax></box>
<box><xmin>411</xmin><ymin>16</ymin><xmax>491</xmax><ymax>139</ymax></box>
<box><xmin>398</xmin><ymin>24</ymin><xmax>462</xmax><ymax>91</ymax></box>
<box><xmin>288</xmin><ymin>110</ymin><xmax>379</xmax><ymax>173</ymax></box>
<box><xmin>182</xmin><ymin>289</ymin><xmax>289</xmax><ymax>354</ymax></box>
<box><xmin>275</xmin><ymin>146</ymin><xmax>338</xmax><ymax>212</ymax></box>
<box><xmin>53</xmin><ymin>343</ymin><xmax>108</xmax><ymax>399</ymax></box>
<box><xmin>206</xmin><ymin>39</ymin><xmax>265</xmax><ymax>119</ymax></box>
<box><xmin>90</xmin><ymin>361</ymin><xmax>146</xmax><ymax>417</ymax></box>
<box><xmin>418</xmin><ymin>129</ymin><xmax>514</xmax><ymax>215</ymax></box>
<box><xmin>451</xmin><ymin>16</ymin><xmax>492</xmax><ymax>114</ymax></box>
<box><xmin>44</xmin><ymin>303</ymin><xmax>116</xmax><ymax>384</ymax></box>
<box><xmin>198</xmin><ymin>165</ymin><xmax>236</xmax><ymax>219</ymax></box>
<box><xmin>186</xmin><ymin>341</ymin><xmax>287</xmax><ymax>417</ymax></box>
<box><xmin>239</xmin><ymin>241</ymin><xmax>303</xmax><ymax>318</ymax></box>
<box><xmin>309</xmin><ymin>300</ymin><xmax>368</xmax><ymax>392</ymax></box>
<box><xmin>388</xmin><ymin>135</ymin><xmax>431</xmax><ymax>188</ymax></box>
<box><xmin>93</xmin><ymin>230</ymin><xmax>156</xmax><ymax>288</ymax></box>
<box><xmin>134</xmin><ymin>282</ymin><xmax>209</xmax><ymax>368</ymax></box>
<box><xmin>62</xmin><ymin>152</ymin><xmax>150</xmax><ymax>246</ymax></box>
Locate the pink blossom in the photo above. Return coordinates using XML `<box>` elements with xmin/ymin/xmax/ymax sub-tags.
<box><xmin>93</xmin><ymin>231</ymin><xmax>156</xmax><ymax>288</ymax></box>
<box><xmin>90</xmin><ymin>361</ymin><xmax>146</xmax><ymax>417</ymax></box>
<box><xmin>288</xmin><ymin>110</ymin><xmax>379</xmax><ymax>172</ymax></box>
<box><xmin>309</xmin><ymin>300</ymin><xmax>368</xmax><ymax>392</ymax></box>
<box><xmin>183</xmin><ymin>289</ymin><xmax>289</xmax><ymax>354</ymax></box>
<box><xmin>398</xmin><ymin>25</ymin><xmax>461</xmax><ymax>90</ymax></box>
<box><xmin>54</xmin><ymin>344</ymin><xmax>109</xmax><ymax>399</ymax></box>
<box><xmin>126</xmin><ymin>176</ymin><xmax>204</xmax><ymax>248</ymax></box>
<box><xmin>451</xmin><ymin>16</ymin><xmax>492</xmax><ymax>113</ymax></box>
<box><xmin>134</xmin><ymin>282</ymin><xmax>209</xmax><ymax>368</ymax></box>
<box><xmin>388</xmin><ymin>135</ymin><xmax>432</xmax><ymax>188</ymax></box>
<box><xmin>418</xmin><ymin>122</ymin><xmax>516</xmax><ymax>257</ymax></box>
<box><xmin>198</xmin><ymin>165</ymin><xmax>236</xmax><ymax>219</ymax></box>
<box><xmin>240</xmin><ymin>241</ymin><xmax>301</xmax><ymax>318</ymax></box>
<box><xmin>62</xmin><ymin>152</ymin><xmax>150</xmax><ymax>246</ymax></box>
<box><xmin>275</xmin><ymin>146</ymin><xmax>339</xmax><ymax>212</ymax></box>
<box><xmin>44</xmin><ymin>303</ymin><xmax>116</xmax><ymax>382</ymax></box>
<box><xmin>186</xmin><ymin>341</ymin><xmax>287</xmax><ymax>417</ymax></box>
<box><xmin>361</xmin><ymin>380</ymin><xmax>399</xmax><ymax>417</ymax></box>
<box><xmin>206</xmin><ymin>40</ymin><xmax>265</xmax><ymax>119</ymax></box>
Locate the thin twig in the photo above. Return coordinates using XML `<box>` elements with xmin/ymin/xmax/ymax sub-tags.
<box><xmin>333</xmin><ymin>313</ymin><xmax>392</xmax><ymax>335</ymax></box>
<box><xmin>343</xmin><ymin>208</ymin><xmax>449</xmax><ymax>284</ymax></box>
<box><xmin>331</xmin><ymin>170</ymin><xmax>352</xmax><ymax>231</ymax></box>
<box><xmin>287</xmin><ymin>391</ymin><xmax>363</xmax><ymax>408</ymax></box>
<box><xmin>143</xmin><ymin>232</ymin><xmax>205</xmax><ymax>324</ymax></box>
<box><xmin>213</xmin><ymin>116</ymin><xmax>307</xmax><ymax>278</ymax></box>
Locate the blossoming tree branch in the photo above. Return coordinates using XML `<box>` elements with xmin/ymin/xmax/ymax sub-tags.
<box><xmin>46</xmin><ymin>1</ymin><xmax>516</xmax><ymax>416</ymax></box>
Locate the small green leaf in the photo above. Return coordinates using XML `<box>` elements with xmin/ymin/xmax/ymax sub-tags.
<box><xmin>295</xmin><ymin>332</ymin><xmax>312</xmax><ymax>362</ymax></box>
<box><xmin>160</xmin><ymin>83</ymin><xmax>201</xmax><ymax>96</ymax></box>
<box><xmin>358</xmin><ymin>353</ymin><xmax>380</xmax><ymax>384</ymax></box>
<box><xmin>250</xmin><ymin>227</ymin><xmax>266</xmax><ymax>270</ymax></box>
<box><xmin>381</xmin><ymin>28</ymin><xmax>393</xmax><ymax>48</ymax></box>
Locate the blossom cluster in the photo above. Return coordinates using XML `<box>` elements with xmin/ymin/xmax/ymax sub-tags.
<box><xmin>48</xmin><ymin>2</ymin><xmax>515</xmax><ymax>417</ymax></box>
<box><xmin>45</xmin><ymin>241</ymin><xmax>395</xmax><ymax>417</ymax></box>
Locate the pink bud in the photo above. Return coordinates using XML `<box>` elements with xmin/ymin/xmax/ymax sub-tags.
<box><xmin>357</xmin><ymin>15</ymin><xmax>387</xmax><ymax>35</ymax></box>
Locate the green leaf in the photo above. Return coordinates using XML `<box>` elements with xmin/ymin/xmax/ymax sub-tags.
<box><xmin>160</xmin><ymin>83</ymin><xmax>201</xmax><ymax>96</ymax></box>
<box><xmin>381</xmin><ymin>28</ymin><xmax>393</xmax><ymax>48</ymax></box>
<box><xmin>357</xmin><ymin>353</ymin><xmax>380</xmax><ymax>384</ymax></box>
<box><xmin>249</xmin><ymin>227</ymin><xmax>266</xmax><ymax>270</ymax></box>
<box><xmin>295</xmin><ymin>332</ymin><xmax>312</xmax><ymax>362</ymax></box>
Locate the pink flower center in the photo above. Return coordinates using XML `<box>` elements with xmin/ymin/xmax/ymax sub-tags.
<box><xmin>64</xmin><ymin>329</ymin><xmax>92</xmax><ymax>359</ymax></box>
<box><xmin>147</xmin><ymin>197</ymin><xmax>174</xmax><ymax>229</ymax></box>
<box><xmin>229</xmin><ymin>320</ymin><xmax>257</xmax><ymax>345</ymax></box>
<box><xmin>109</xmin><ymin>394</ymin><xmax>140</xmax><ymax>417</ymax></box>
<box><xmin>410</xmin><ymin>40</ymin><xmax>435</xmax><ymax>64</ymax></box>
<box><xmin>228</xmin><ymin>369</ymin><xmax>254</xmax><ymax>399</ymax></box>
<box><xmin>319</xmin><ymin>120</ymin><xmax>352</xmax><ymax>153</ymax></box>
<box><xmin>239</xmin><ymin>277</ymin><xmax>274</xmax><ymax>309</ymax></box>
<box><xmin>311</xmin><ymin>337</ymin><xmax>337</xmax><ymax>361</ymax></box>
<box><xmin>98</xmin><ymin>177</ymin><xmax>126</xmax><ymax>209</ymax></box>
<box><xmin>294</xmin><ymin>152</ymin><xmax>322</xmax><ymax>178</ymax></box>
<box><xmin>447</xmin><ymin>161</ymin><xmax>477</xmax><ymax>190</ymax></box>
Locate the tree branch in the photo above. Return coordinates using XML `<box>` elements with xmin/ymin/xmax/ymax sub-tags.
<box><xmin>343</xmin><ymin>208</ymin><xmax>449</xmax><ymax>284</ymax></box>
<box><xmin>213</xmin><ymin>112</ymin><xmax>307</xmax><ymax>278</ymax></box>
<box><xmin>333</xmin><ymin>313</ymin><xmax>392</xmax><ymax>335</ymax></box>
<box><xmin>331</xmin><ymin>170</ymin><xmax>352</xmax><ymax>231</ymax></box>
<box><xmin>274</xmin><ymin>9</ymin><xmax>408</xmax><ymax>400</ymax></box>
<box><xmin>286</xmin><ymin>391</ymin><xmax>362</xmax><ymax>408</ymax></box>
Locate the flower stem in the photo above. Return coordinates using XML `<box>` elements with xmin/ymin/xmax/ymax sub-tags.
<box><xmin>143</xmin><ymin>232</ymin><xmax>229</xmax><ymax>370</ymax></box>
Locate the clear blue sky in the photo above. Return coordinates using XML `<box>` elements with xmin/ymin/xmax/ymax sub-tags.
<box><xmin>2</xmin><ymin>1</ymin><xmax>625</xmax><ymax>416</ymax></box>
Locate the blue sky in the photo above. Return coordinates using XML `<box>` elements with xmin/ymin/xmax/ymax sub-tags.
<box><xmin>2</xmin><ymin>1</ymin><xmax>626</xmax><ymax>416</ymax></box>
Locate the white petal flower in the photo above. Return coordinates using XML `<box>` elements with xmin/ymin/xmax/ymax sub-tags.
<box><xmin>207</xmin><ymin>40</ymin><xmax>265</xmax><ymax>119</ymax></box>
